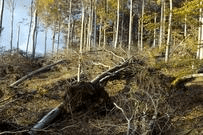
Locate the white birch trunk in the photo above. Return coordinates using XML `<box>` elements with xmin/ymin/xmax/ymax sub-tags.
<box><xmin>197</xmin><ymin>2</ymin><xmax>202</xmax><ymax>59</ymax></box>
<box><xmin>17</xmin><ymin>25</ymin><xmax>20</xmax><ymax>52</ymax></box>
<box><xmin>199</xmin><ymin>2</ymin><xmax>203</xmax><ymax>59</ymax></box>
<box><xmin>114</xmin><ymin>0</ymin><xmax>119</xmax><ymax>48</ymax></box>
<box><xmin>158</xmin><ymin>0</ymin><xmax>164</xmax><ymax>48</ymax></box>
<box><xmin>26</xmin><ymin>0</ymin><xmax>33</xmax><ymax>56</ymax></box>
<box><xmin>128</xmin><ymin>0</ymin><xmax>132</xmax><ymax>51</ymax></box>
<box><xmin>0</xmin><ymin>0</ymin><xmax>4</xmax><ymax>31</ymax></box>
<box><xmin>93</xmin><ymin>0</ymin><xmax>97</xmax><ymax>47</ymax></box>
<box><xmin>165</xmin><ymin>0</ymin><xmax>172</xmax><ymax>63</ymax></box>
<box><xmin>140</xmin><ymin>0</ymin><xmax>145</xmax><ymax>51</ymax></box>
<box><xmin>99</xmin><ymin>18</ymin><xmax>102</xmax><ymax>47</ymax></box>
<box><xmin>67</xmin><ymin>0</ymin><xmax>72</xmax><ymax>49</ymax></box>
<box><xmin>153</xmin><ymin>13</ymin><xmax>157</xmax><ymax>48</ymax></box>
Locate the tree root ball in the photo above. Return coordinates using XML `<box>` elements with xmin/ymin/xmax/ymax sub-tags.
<box><xmin>62</xmin><ymin>81</ymin><xmax>113</xmax><ymax>115</ymax></box>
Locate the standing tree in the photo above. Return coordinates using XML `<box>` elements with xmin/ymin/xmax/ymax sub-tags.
<box><xmin>128</xmin><ymin>0</ymin><xmax>133</xmax><ymax>51</ymax></box>
<box><xmin>165</xmin><ymin>0</ymin><xmax>172</xmax><ymax>62</ymax></box>
<box><xmin>26</xmin><ymin>0</ymin><xmax>34</xmax><ymax>56</ymax></box>
<box><xmin>8</xmin><ymin>0</ymin><xmax>15</xmax><ymax>51</ymax></box>
<box><xmin>0</xmin><ymin>0</ymin><xmax>4</xmax><ymax>33</ymax></box>
<box><xmin>114</xmin><ymin>0</ymin><xmax>119</xmax><ymax>48</ymax></box>
<box><xmin>140</xmin><ymin>0</ymin><xmax>145</xmax><ymax>51</ymax></box>
<box><xmin>158</xmin><ymin>0</ymin><xmax>165</xmax><ymax>48</ymax></box>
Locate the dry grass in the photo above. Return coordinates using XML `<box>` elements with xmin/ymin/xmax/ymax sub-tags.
<box><xmin>0</xmin><ymin>49</ymin><xmax>202</xmax><ymax>134</ymax></box>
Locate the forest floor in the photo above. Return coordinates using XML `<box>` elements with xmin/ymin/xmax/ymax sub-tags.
<box><xmin>0</xmin><ymin>49</ymin><xmax>202</xmax><ymax>135</ymax></box>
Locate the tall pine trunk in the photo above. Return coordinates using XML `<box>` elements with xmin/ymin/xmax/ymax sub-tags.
<box><xmin>67</xmin><ymin>0</ymin><xmax>72</xmax><ymax>49</ymax></box>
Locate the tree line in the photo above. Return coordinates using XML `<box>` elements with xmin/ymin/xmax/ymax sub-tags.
<box><xmin>1</xmin><ymin>0</ymin><xmax>203</xmax><ymax>61</ymax></box>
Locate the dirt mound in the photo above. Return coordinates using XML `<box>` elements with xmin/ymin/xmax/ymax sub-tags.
<box><xmin>62</xmin><ymin>81</ymin><xmax>113</xmax><ymax>114</ymax></box>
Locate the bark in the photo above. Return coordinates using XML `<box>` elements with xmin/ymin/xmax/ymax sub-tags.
<box><xmin>57</xmin><ymin>22</ymin><xmax>61</xmax><ymax>54</ymax></box>
<box><xmin>29</xmin><ymin>104</ymin><xmax>62</xmax><ymax>135</ymax></box>
<box><xmin>114</xmin><ymin>0</ymin><xmax>119</xmax><ymax>48</ymax></box>
<box><xmin>80</xmin><ymin>1</ymin><xmax>84</xmax><ymax>54</ymax></box>
<box><xmin>158</xmin><ymin>0</ymin><xmax>164</xmax><ymax>48</ymax></box>
<box><xmin>153</xmin><ymin>13</ymin><xmax>157</xmax><ymax>48</ymax></box>
<box><xmin>26</xmin><ymin>0</ymin><xmax>34</xmax><ymax>56</ymax></box>
<box><xmin>199</xmin><ymin>1</ymin><xmax>203</xmax><ymax>59</ymax></box>
<box><xmin>0</xmin><ymin>0</ymin><xmax>4</xmax><ymax>33</ymax></box>
<box><xmin>128</xmin><ymin>0</ymin><xmax>133</xmax><ymax>51</ymax></box>
<box><xmin>10</xmin><ymin>60</ymin><xmax>66</xmax><ymax>87</ymax></box>
<box><xmin>52</xmin><ymin>23</ymin><xmax>56</xmax><ymax>55</ymax></box>
<box><xmin>32</xmin><ymin>10</ymin><xmax>37</xmax><ymax>58</ymax></box>
<box><xmin>98</xmin><ymin>21</ymin><xmax>102</xmax><ymax>48</ymax></box>
<box><xmin>67</xmin><ymin>0</ymin><xmax>72</xmax><ymax>49</ymax></box>
<box><xmin>17</xmin><ymin>25</ymin><xmax>20</xmax><ymax>52</ymax></box>
<box><xmin>172</xmin><ymin>73</ymin><xmax>203</xmax><ymax>87</ymax></box>
<box><xmin>165</xmin><ymin>0</ymin><xmax>172</xmax><ymax>63</ymax></box>
<box><xmin>93</xmin><ymin>0</ymin><xmax>97</xmax><ymax>47</ymax></box>
<box><xmin>44</xmin><ymin>29</ymin><xmax>47</xmax><ymax>57</ymax></box>
<box><xmin>140</xmin><ymin>0</ymin><xmax>145</xmax><ymax>51</ymax></box>
<box><xmin>10</xmin><ymin>0</ymin><xmax>15</xmax><ymax>51</ymax></box>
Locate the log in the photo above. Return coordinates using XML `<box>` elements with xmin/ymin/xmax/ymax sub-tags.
<box><xmin>172</xmin><ymin>73</ymin><xmax>203</xmax><ymax>87</ymax></box>
<box><xmin>28</xmin><ymin>104</ymin><xmax>62</xmax><ymax>135</ymax></box>
<box><xmin>10</xmin><ymin>60</ymin><xmax>66</xmax><ymax>87</ymax></box>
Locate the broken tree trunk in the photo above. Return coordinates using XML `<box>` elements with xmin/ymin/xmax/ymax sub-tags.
<box><xmin>172</xmin><ymin>73</ymin><xmax>203</xmax><ymax>87</ymax></box>
<box><xmin>10</xmin><ymin>60</ymin><xmax>66</xmax><ymax>87</ymax></box>
<box><xmin>29</xmin><ymin>103</ymin><xmax>62</xmax><ymax>135</ymax></box>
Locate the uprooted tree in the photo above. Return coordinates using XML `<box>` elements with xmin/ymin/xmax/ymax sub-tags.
<box><xmin>26</xmin><ymin>56</ymin><xmax>182</xmax><ymax>135</ymax></box>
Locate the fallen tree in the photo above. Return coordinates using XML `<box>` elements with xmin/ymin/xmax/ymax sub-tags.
<box><xmin>29</xmin><ymin>57</ymin><xmax>137</xmax><ymax>135</ymax></box>
<box><xmin>10</xmin><ymin>60</ymin><xmax>67</xmax><ymax>87</ymax></box>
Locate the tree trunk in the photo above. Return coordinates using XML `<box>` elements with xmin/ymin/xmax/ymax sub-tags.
<box><xmin>153</xmin><ymin>13</ymin><xmax>157</xmax><ymax>48</ymax></box>
<box><xmin>32</xmin><ymin>9</ymin><xmax>38</xmax><ymax>58</ymax></box>
<box><xmin>128</xmin><ymin>0</ymin><xmax>132</xmax><ymax>51</ymax></box>
<box><xmin>198</xmin><ymin>2</ymin><xmax>203</xmax><ymax>59</ymax></box>
<box><xmin>44</xmin><ymin>29</ymin><xmax>47</xmax><ymax>57</ymax></box>
<box><xmin>0</xmin><ymin>0</ymin><xmax>4</xmax><ymax>34</ymax></box>
<box><xmin>80</xmin><ymin>1</ymin><xmax>84</xmax><ymax>54</ymax></box>
<box><xmin>67</xmin><ymin>0</ymin><xmax>72</xmax><ymax>49</ymax></box>
<box><xmin>10</xmin><ymin>0</ymin><xmax>15</xmax><ymax>51</ymax></box>
<box><xmin>57</xmin><ymin>22</ymin><xmax>61</xmax><ymax>54</ymax></box>
<box><xmin>114</xmin><ymin>0</ymin><xmax>119</xmax><ymax>48</ymax></box>
<box><xmin>93</xmin><ymin>0</ymin><xmax>97</xmax><ymax>48</ymax></box>
<box><xmin>99</xmin><ymin>18</ymin><xmax>102</xmax><ymax>47</ymax></box>
<box><xmin>26</xmin><ymin>0</ymin><xmax>34</xmax><ymax>56</ymax></box>
<box><xmin>140</xmin><ymin>0</ymin><xmax>145</xmax><ymax>51</ymax></box>
<box><xmin>52</xmin><ymin>23</ymin><xmax>56</xmax><ymax>55</ymax></box>
<box><xmin>17</xmin><ymin>25</ymin><xmax>20</xmax><ymax>52</ymax></box>
<box><xmin>165</xmin><ymin>0</ymin><xmax>172</xmax><ymax>63</ymax></box>
<box><xmin>158</xmin><ymin>0</ymin><xmax>164</xmax><ymax>48</ymax></box>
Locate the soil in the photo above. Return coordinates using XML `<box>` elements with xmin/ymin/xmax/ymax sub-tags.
<box><xmin>0</xmin><ymin>51</ymin><xmax>202</xmax><ymax>135</ymax></box>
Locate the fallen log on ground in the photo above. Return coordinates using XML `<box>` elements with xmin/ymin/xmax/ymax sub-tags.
<box><xmin>10</xmin><ymin>60</ymin><xmax>66</xmax><ymax>87</ymax></box>
<box><xmin>172</xmin><ymin>73</ymin><xmax>203</xmax><ymax>87</ymax></box>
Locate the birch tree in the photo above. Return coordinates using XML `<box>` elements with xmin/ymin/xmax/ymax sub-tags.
<box><xmin>32</xmin><ymin>9</ymin><xmax>38</xmax><ymax>58</ymax></box>
<box><xmin>198</xmin><ymin>1</ymin><xmax>203</xmax><ymax>59</ymax></box>
<box><xmin>26</xmin><ymin>0</ymin><xmax>34</xmax><ymax>56</ymax></box>
<box><xmin>140</xmin><ymin>0</ymin><xmax>145</xmax><ymax>51</ymax></box>
<box><xmin>114</xmin><ymin>0</ymin><xmax>119</xmax><ymax>48</ymax></box>
<box><xmin>128</xmin><ymin>0</ymin><xmax>133</xmax><ymax>51</ymax></box>
<box><xmin>0</xmin><ymin>0</ymin><xmax>4</xmax><ymax>33</ymax></box>
<box><xmin>8</xmin><ymin>0</ymin><xmax>15</xmax><ymax>51</ymax></box>
<box><xmin>67</xmin><ymin>0</ymin><xmax>72</xmax><ymax>49</ymax></box>
<box><xmin>165</xmin><ymin>0</ymin><xmax>172</xmax><ymax>62</ymax></box>
<box><xmin>158</xmin><ymin>0</ymin><xmax>164</xmax><ymax>48</ymax></box>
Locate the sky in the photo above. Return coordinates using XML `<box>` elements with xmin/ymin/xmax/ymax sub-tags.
<box><xmin>0</xmin><ymin>0</ymin><xmax>64</xmax><ymax>55</ymax></box>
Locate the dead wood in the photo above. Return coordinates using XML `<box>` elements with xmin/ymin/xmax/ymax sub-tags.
<box><xmin>172</xmin><ymin>73</ymin><xmax>203</xmax><ymax>87</ymax></box>
<box><xmin>29</xmin><ymin>57</ymin><xmax>140</xmax><ymax>134</ymax></box>
<box><xmin>10</xmin><ymin>60</ymin><xmax>66</xmax><ymax>87</ymax></box>
<box><xmin>29</xmin><ymin>104</ymin><xmax>62</xmax><ymax>135</ymax></box>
